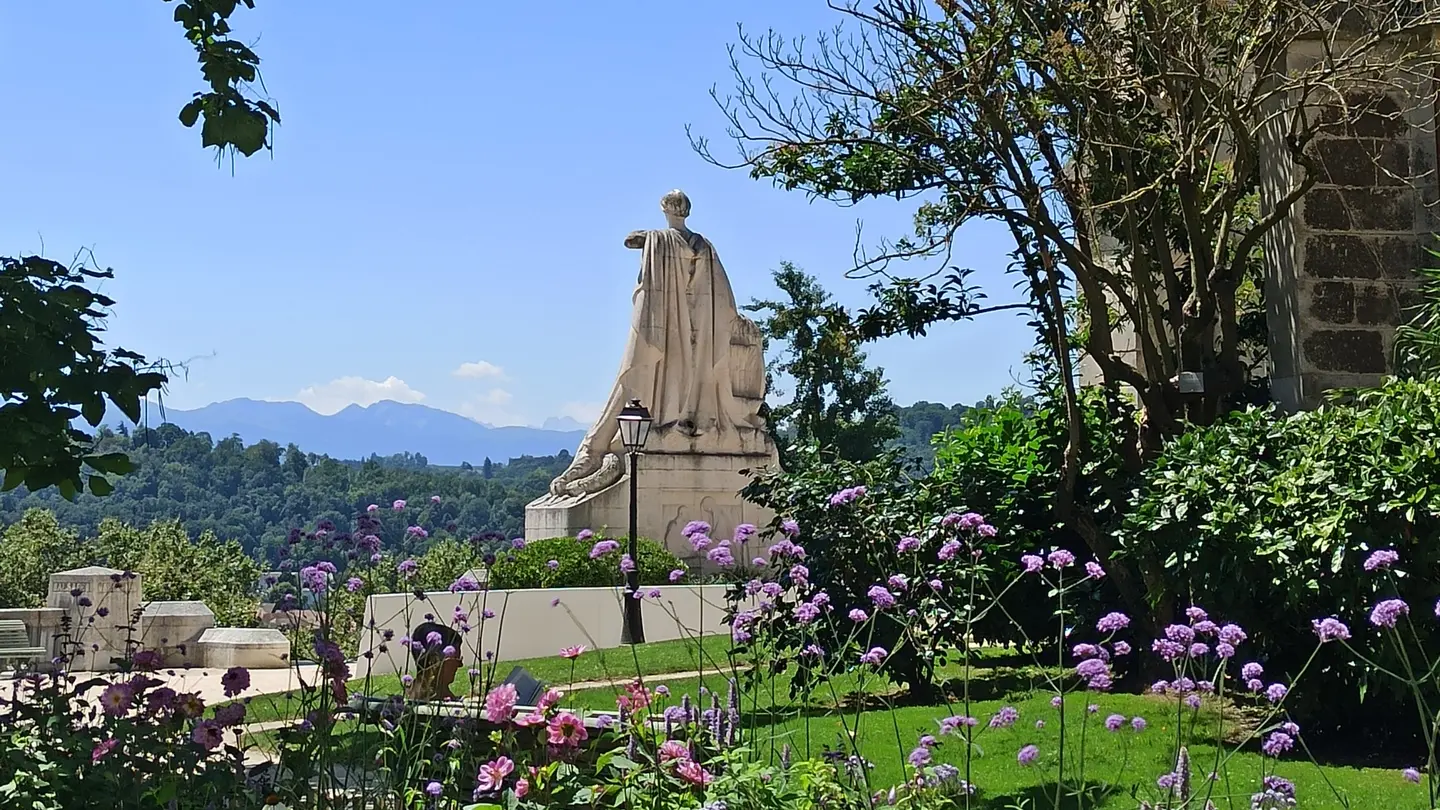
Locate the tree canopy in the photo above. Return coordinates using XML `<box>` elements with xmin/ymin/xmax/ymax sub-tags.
<box><xmin>1</xmin><ymin>0</ymin><xmax>279</xmax><ymax>500</ymax></box>
<box><xmin>0</xmin><ymin>424</ymin><xmax>571</xmax><ymax>565</ymax></box>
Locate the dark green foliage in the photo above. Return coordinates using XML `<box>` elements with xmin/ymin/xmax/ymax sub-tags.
<box><xmin>741</xmin><ymin>388</ymin><xmax>1134</xmax><ymax>696</ymax></box>
<box><xmin>746</xmin><ymin>263</ymin><xmax>899</xmax><ymax>466</ymax></box>
<box><xmin>0</xmin><ymin>258</ymin><xmax>166</xmax><ymax>499</ymax></box>
<box><xmin>1393</xmin><ymin>246</ymin><xmax>1440</xmax><ymax>379</ymax></box>
<box><xmin>890</xmin><ymin>397</ymin><xmax>1019</xmax><ymax>468</ymax></box>
<box><xmin>1118</xmin><ymin>379</ymin><xmax>1440</xmax><ymax>745</ymax></box>
<box><xmin>0</xmin><ymin>424</ymin><xmax>567</xmax><ymax>565</ymax></box>
<box><xmin>489</xmin><ymin>536</ymin><xmax>683</xmax><ymax>590</ymax></box>
<box><xmin>741</xmin><ymin>447</ymin><xmax>935</xmax><ymax>693</ymax></box>
<box><xmin>920</xmin><ymin>387</ymin><xmax>1133</xmax><ymax>637</ymax></box>
<box><xmin>169</xmin><ymin>0</ymin><xmax>279</xmax><ymax>158</ymax></box>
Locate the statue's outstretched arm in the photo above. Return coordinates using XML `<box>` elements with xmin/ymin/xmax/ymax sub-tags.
<box><xmin>624</xmin><ymin>230</ymin><xmax>647</xmax><ymax>249</ymax></box>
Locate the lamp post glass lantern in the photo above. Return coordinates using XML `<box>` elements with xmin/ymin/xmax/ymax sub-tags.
<box><xmin>618</xmin><ymin>399</ymin><xmax>653</xmax><ymax>451</ymax></box>
<box><xmin>618</xmin><ymin>399</ymin><xmax>652</xmax><ymax>644</ymax></box>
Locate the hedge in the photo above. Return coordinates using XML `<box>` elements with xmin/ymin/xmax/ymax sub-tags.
<box><xmin>489</xmin><ymin>535</ymin><xmax>684</xmax><ymax>590</ymax></box>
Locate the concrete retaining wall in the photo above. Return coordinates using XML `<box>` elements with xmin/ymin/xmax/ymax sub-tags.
<box><xmin>356</xmin><ymin>584</ymin><xmax>737</xmax><ymax>679</ymax></box>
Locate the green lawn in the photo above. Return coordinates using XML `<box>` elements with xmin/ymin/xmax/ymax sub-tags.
<box><xmin>235</xmin><ymin>639</ymin><xmax>1424</xmax><ymax>809</ymax></box>
<box><xmin>564</xmin><ymin>674</ymin><xmax>1418</xmax><ymax>809</ymax></box>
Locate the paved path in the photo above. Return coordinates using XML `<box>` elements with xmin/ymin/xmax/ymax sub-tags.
<box><xmin>145</xmin><ymin>664</ymin><xmax>323</xmax><ymax>705</ymax></box>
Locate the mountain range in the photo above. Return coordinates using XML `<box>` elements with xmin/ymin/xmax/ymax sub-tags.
<box><xmin>112</xmin><ymin>399</ymin><xmax>585</xmax><ymax>466</ymax></box>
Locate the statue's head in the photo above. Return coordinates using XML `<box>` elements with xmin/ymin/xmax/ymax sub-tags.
<box><xmin>660</xmin><ymin>189</ymin><xmax>691</xmax><ymax>219</ymax></box>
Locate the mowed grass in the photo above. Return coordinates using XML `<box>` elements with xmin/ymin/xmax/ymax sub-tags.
<box><xmin>566</xmin><ymin>674</ymin><xmax>1418</xmax><ymax>809</ymax></box>
<box><xmin>235</xmin><ymin>639</ymin><xmax>1423</xmax><ymax>808</ymax></box>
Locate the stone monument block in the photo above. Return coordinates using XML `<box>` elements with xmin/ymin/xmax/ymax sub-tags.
<box><xmin>46</xmin><ymin>566</ymin><xmax>141</xmax><ymax>671</ymax></box>
<box><xmin>138</xmin><ymin>600</ymin><xmax>215</xmax><ymax>667</ymax></box>
<box><xmin>526</xmin><ymin>190</ymin><xmax>779</xmax><ymax>559</ymax></box>
<box><xmin>199</xmin><ymin>627</ymin><xmax>290</xmax><ymax>670</ymax></box>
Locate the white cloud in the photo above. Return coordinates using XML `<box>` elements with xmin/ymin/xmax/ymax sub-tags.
<box><xmin>452</xmin><ymin>360</ymin><xmax>505</xmax><ymax>380</ymax></box>
<box><xmin>456</xmin><ymin>388</ymin><xmax>525</xmax><ymax>426</ymax></box>
<box><xmin>296</xmin><ymin>376</ymin><xmax>426</xmax><ymax>415</ymax></box>
<box><xmin>558</xmin><ymin>401</ymin><xmax>603</xmax><ymax>424</ymax></box>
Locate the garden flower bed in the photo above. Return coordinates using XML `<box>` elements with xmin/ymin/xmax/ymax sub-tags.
<box><xmin>4</xmin><ymin>498</ymin><xmax>1435</xmax><ymax>809</ymax></box>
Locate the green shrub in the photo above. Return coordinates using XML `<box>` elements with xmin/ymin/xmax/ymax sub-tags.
<box><xmin>739</xmin><ymin>388</ymin><xmax>1132</xmax><ymax>698</ymax></box>
<box><xmin>920</xmin><ymin>387</ymin><xmax>1133</xmax><ymax>646</ymax></box>
<box><xmin>489</xmin><ymin>535</ymin><xmax>683</xmax><ymax>589</ymax></box>
<box><xmin>1118</xmin><ymin>378</ymin><xmax>1440</xmax><ymax>746</ymax></box>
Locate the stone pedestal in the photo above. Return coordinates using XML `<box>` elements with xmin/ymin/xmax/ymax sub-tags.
<box><xmin>46</xmin><ymin>566</ymin><xmax>141</xmax><ymax>671</ymax></box>
<box><xmin>526</xmin><ymin>446</ymin><xmax>778</xmax><ymax>565</ymax></box>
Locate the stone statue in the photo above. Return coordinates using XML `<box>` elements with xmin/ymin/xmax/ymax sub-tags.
<box><xmin>548</xmin><ymin>189</ymin><xmax>767</xmax><ymax>498</ymax></box>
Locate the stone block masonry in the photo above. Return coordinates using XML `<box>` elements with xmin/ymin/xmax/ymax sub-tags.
<box><xmin>1266</xmin><ymin>78</ymin><xmax>1440</xmax><ymax>409</ymax></box>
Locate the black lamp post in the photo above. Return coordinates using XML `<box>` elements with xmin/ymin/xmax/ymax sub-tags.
<box><xmin>617</xmin><ymin>398</ymin><xmax>653</xmax><ymax>644</ymax></box>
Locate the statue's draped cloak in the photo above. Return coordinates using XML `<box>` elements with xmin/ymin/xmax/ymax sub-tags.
<box><xmin>581</xmin><ymin>228</ymin><xmax>752</xmax><ymax>457</ymax></box>
<box><xmin>633</xmin><ymin>228</ymin><xmax>749</xmax><ymax>434</ymax></box>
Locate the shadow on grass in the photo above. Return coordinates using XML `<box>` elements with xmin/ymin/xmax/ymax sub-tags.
<box><xmin>980</xmin><ymin>779</ymin><xmax>1123</xmax><ymax>809</ymax></box>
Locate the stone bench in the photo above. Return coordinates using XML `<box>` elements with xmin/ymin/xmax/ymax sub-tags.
<box><xmin>199</xmin><ymin>627</ymin><xmax>290</xmax><ymax>669</ymax></box>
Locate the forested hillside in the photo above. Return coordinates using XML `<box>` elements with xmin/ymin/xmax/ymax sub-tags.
<box><xmin>0</xmin><ymin>400</ymin><xmax>981</xmax><ymax>564</ymax></box>
<box><xmin>0</xmin><ymin>423</ymin><xmax>569</xmax><ymax>565</ymax></box>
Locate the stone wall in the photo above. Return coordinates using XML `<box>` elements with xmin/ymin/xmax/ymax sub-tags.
<box><xmin>356</xmin><ymin>584</ymin><xmax>747</xmax><ymax>679</ymax></box>
<box><xmin>1267</xmin><ymin>61</ymin><xmax>1440</xmax><ymax>409</ymax></box>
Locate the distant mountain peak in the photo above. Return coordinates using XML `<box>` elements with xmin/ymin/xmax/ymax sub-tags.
<box><xmin>541</xmin><ymin>415</ymin><xmax>588</xmax><ymax>432</ymax></box>
<box><xmin>106</xmin><ymin>398</ymin><xmax>582</xmax><ymax>466</ymax></box>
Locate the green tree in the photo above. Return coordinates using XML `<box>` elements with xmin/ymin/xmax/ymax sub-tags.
<box><xmin>0</xmin><ymin>1</ymin><xmax>277</xmax><ymax>499</ymax></box>
<box><xmin>0</xmin><ymin>425</ymin><xmax>571</xmax><ymax>562</ymax></box>
<box><xmin>0</xmin><ymin>257</ymin><xmax>166</xmax><ymax>497</ymax></box>
<box><xmin>704</xmin><ymin>0</ymin><xmax>1437</xmax><ymax>626</ymax></box>
<box><xmin>746</xmin><ymin>263</ymin><xmax>899</xmax><ymax>466</ymax></box>
<box><xmin>94</xmin><ymin>517</ymin><xmax>262</xmax><ymax>627</ymax></box>
<box><xmin>0</xmin><ymin>509</ymin><xmax>87</xmax><ymax>608</ymax></box>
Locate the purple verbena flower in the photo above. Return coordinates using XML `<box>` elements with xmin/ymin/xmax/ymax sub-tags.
<box><xmin>867</xmin><ymin>586</ymin><xmax>897</xmax><ymax>609</ymax></box>
<box><xmin>1364</xmin><ymin>549</ymin><xmax>1400</xmax><ymax>572</ymax></box>
<box><xmin>1312</xmin><ymin>617</ymin><xmax>1351</xmax><ymax>642</ymax></box>
<box><xmin>1261</xmin><ymin>731</ymin><xmax>1294</xmax><ymax>757</ymax></box>
<box><xmin>1096</xmin><ymin>612</ymin><xmax>1130</xmax><ymax>633</ymax></box>
<box><xmin>1371</xmin><ymin>598</ymin><xmax>1409</xmax><ymax>629</ymax></box>
<box><xmin>989</xmin><ymin>706</ymin><xmax>1019</xmax><ymax>728</ymax></box>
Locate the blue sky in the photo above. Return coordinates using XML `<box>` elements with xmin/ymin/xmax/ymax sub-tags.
<box><xmin>0</xmin><ymin>2</ymin><xmax>1032</xmax><ymax>427</ymax></box>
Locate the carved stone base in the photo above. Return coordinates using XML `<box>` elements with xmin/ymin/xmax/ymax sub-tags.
<box><xmin>525</xmin><ymin>447</ymin><xmax>779</xmax><ymax>566</ymax></box>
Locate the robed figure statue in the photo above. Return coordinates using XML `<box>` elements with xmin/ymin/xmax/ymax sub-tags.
<box><xmin>549</xmin><ymin>189</ymin><xmax>766</xmax><ymax>498</ymax></box>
